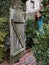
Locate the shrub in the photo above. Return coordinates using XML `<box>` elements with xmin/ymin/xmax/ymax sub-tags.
<box><xmin>0</xmin><ymin>0</ymin><xmax>10</xmax><ymax>62</ymax></box>
<box><xmin>33</xmin><ymin>0</ymin><xmax>49</xmax><ymax>65</ymax></box>
<box><xmin>0</xmin><ymin>43</ymin><xmax>6</xmax><ymax>62</ymax></box>
<box><xmin>25</xmin><ymin>19</ymin><xmax>38</xmax><ymax>49</ymax></box>
<box><xmin>33</xmin><ymin>23</ymin><xmax>49</xmax><ymax>65</ymax></box>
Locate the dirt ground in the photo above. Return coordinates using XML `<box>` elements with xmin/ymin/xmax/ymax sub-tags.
<box><xmin>0</xmin><ymin>61</ymin><xmax>10</xmax><ymax>65</ymax></box>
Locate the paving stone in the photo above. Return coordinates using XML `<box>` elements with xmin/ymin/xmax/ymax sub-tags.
<box><xmin>28</xmin><ymin>60</ymin><xmax>36</xmax><ymax>65</ymax></box>
<box><xmin>13</xmin><ymin>49</ymin><xmax>36</xmax><ymax>65</ymax></box>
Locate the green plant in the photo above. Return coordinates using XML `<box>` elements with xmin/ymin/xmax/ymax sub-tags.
<box><xmin>0</xmin><ymin>0</ymin><xmax>10</xmax><ymax>42</ymax></box>
<box><xmin>25</xmin><ymin>19</ymin><xmax>38</xmax><ymax>49</ymax></box>
<box><xmin>0</xmin><ymin>44</ymin><xmax>6</xmax><ymax>62</ymax></box>
<box><xmin>33</xmin><ymin>0</ymin><xmax>49</xmax><ymax>65</ymax></box>
<box><xmin>0</xmin><ymin>0</ymin><xmax>10</xmax><ymax>62</ymax></box>
<box><xmin>33</xmin><ymin>23</ymin><xmax>49</xmax><ymax>65</ymax></box>
<box><xmin>25</xmin><ymin>0</ymin><xmax>49</xmax><ymax>65</ymax></box>
<box><xmin>0</xmin><ymin>18</ymin><xmax>9</xmax><ymax>42</ymax></box>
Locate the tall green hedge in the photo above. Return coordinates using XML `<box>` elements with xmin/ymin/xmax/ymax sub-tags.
<box><xmin>0</xmin><ymin>0</ymin><xmax>10</xmax><ymax>62</ymax></box>
<box><xmin>0</xmin><ymin>0</ymin><xmax>10</xmax><ymax>42</ymax></box>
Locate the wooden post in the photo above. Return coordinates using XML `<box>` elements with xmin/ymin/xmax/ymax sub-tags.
<box><xmin>10</xmin><ymin>7</ymin><xmax>14</xmax><ymax>65</ymax></box>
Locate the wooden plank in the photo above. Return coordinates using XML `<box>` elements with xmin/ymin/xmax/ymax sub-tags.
<box><xmin>11</xmin><ymin>47</ymin><xmax>25</xmax><ymax>57</ymax></box>
<box><xmin>11</xmin><ymin>19</ymin><xmax>25</xmax><ymax>24</ymax></box>
<box><xmin>12</xmin><ymin>22</ymin><xmax>24</xmax><ymax>48</ymax></box>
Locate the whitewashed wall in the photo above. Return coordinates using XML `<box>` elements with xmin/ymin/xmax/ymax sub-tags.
<box><xmin>26</xmin><ymin>0</ymin><xmax>42</xmax><ymax>20</ymax></box>
<box><xmin>26</xmin><ymin>0</ymin><xmax>41</xmax><ymax>13</ymax></box>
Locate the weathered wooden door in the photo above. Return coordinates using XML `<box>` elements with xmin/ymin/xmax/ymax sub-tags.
<box><xmin>10</xmin><ymin>8</ymin><xmax>26</xmax><ymax>64</ymax></box>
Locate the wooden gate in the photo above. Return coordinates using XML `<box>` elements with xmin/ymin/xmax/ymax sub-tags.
<box><xmin>10</xmin><ymin>8</ymin><xmax>26</xmax><ymax>65</ymax></box>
